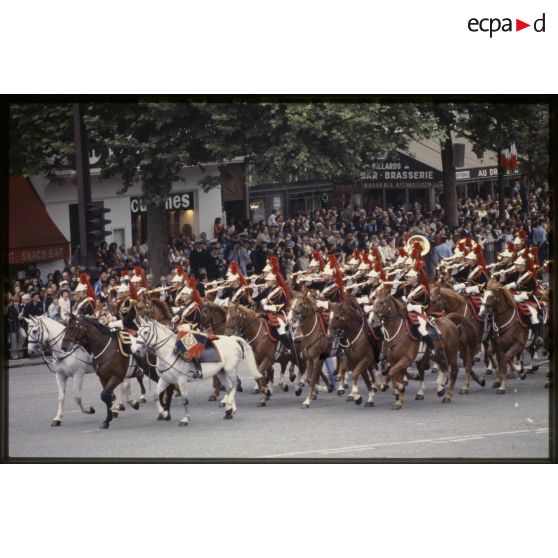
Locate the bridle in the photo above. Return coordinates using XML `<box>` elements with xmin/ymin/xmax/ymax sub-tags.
<box><xmin>64</xmin><ymin>318</ymin><xmax>113</xmax><ymax>362</ymax></box>
<box><xmin>372</xmin><ymin>295</ymin><xmax>404</xmax><ymax>343</ymax></box>
<box><xmin>484</xmin><ymin>290</ymin><xmax>516</xmax><ymax>335</ymax></box>
<box><xmin>331</xmin><ymin>304</ymin><xmax>364</xmax><ymax>349</ymax></box>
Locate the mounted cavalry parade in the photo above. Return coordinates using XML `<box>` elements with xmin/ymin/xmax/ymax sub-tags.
<box><xmin>6</xmin><ymin>101</ymin><xmax>551</xmax><ymax>459</ymax></box>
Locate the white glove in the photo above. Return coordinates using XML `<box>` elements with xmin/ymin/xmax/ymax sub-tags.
<box><xmin>171</xmin><ymin>306</ymin><xmax>181</xmax><ymax>315</ymax></box>
<box><xmin>316</xmin><ymin>300</ymin><xmax>329</xmax><ymax>309</ymax></box>
<box><xmin>465</xmin><ymin>286</ymin><xmax>479</xmax><ymax>294</ymax></box>
<box><xmin>263</xmin><ymin>304</ymin><xmax>275</xmax><ymax>312</ymax></box>
<box><xmin>357</xmin><ymin>297</ymin><xmax>368</xmax><ymax>305</ymax></box>
<box><xmin>401</xmin><ymin>296</ymin><xmax>407</xmax><ymax>303</ymax></box>
<box><xmin>506</xmin><ymin>282</ymin><xmax>517</xmax><ymax>289</ymax></box>
<box><xmin>514</xmin><ymin>292</ymin><xmax>528</xmax><ymax>302</ymax></box>
<box><xmin>453</xmin><ymin>283</ymin><xmax>465</xmax><ymax>292</ymax></box>
<box><xmin>363</xmin><ymin>305</ymin><xmax>373</xmax><ymax>313</ymax></box>
<box><xmin>171</xmin><ymin>315</ymin><xmax>180</xmax><ymax>324</ymax></box>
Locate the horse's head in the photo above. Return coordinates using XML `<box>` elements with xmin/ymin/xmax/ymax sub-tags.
<box><xmin>61</xmin><ymin>314</ymin><xmax>89</xmax><ymax>351</ymax></box>
<box><xmin>134</xmin><ymin>319</ymin><xmax>154</xmax><ymax>358</ymax></box>
<box><xmin>370</xmin><ymin>288</ymin><xmax>398</xmax><ymax>327</ymax></box>
<box><xmin>25</xmin><ymin>316</ymin><xmax>43</xmax><ymax>357</ymax></box>
<box><xmin>429</xmin><ymin>285</ymin><xmax>446</xmax><ymax>313</ymax></box>
<box><xmin>225</xmin><ymin>303</ymin><xmax>244</xmax><ymax>336</ymax></box>
<box><xmin>327</xmin><ymin>302</ymin><xmax>345</xmax><ymax>337</ymax></box>
<box><xmin>288</xmin><ymin>292</ymin><xmax>313</xmax><ymax>327</ymax></box>
<box><xmin>479</xmin><ymin>282</ymin><xmax>504</xmax><ymax>316</ymax></box>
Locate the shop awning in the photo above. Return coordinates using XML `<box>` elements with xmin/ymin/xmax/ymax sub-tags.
<box><xmin>9</xmin><ymin>174</ymin><xmax>70</xmax><ymax>265</ymax></box>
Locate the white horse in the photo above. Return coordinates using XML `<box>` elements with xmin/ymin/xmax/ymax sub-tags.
<box><xmin>26</xmin><ymin>315</ymin><xmax>96</xmax><ymax>426</ymax></box>
<box><xmin>133</xmin><ymin>318</ymin><xmax>262</xmax><ymax>426</ymax></box>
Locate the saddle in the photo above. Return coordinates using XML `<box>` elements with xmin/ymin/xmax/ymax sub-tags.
<box><xmin>116</xmin><ymin>330</ymin><xmax>133</xmax><ymax>357</ymax></box>
<box><xmin>262</xmin><ymin>319</ymin><xmax>278</xmax><ymax>343</ymax></box>
<box><xmin>176</xmin><ymin>330</ymin><xmax>220</xmax><ymax>361</ymax></box>
<box><xmin>404</xmin><ymin>312</ymin><xmax>421</xmax><ymax>342</ymax></box>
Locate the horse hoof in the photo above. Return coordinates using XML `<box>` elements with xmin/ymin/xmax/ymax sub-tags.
<box><xmin>87</xmin><ymin>407</ymin><xmax>95</xmax><ymax>414</ymax></box>
<box><xmin>519</xmin><ymin>373</ymin><xmax>527</xmax><ymax>381</ymax></box>
<box><xmin>381</xmin><ymin>384</ymin><xmax>389</xmax><ymax>392</ymax></box>
<box><xmin>282</xmin><ymin>385</ymin><xmax>289</xmax><ymax>392</ymax></box>
<box><xmin>459</xmin><ymin>388</ymin><xmax>469</xmax><ymax>395</ymax></box>
<box><xmin>442</xmin><ymin>397</ymin><xmax>451</xmax><ymax>404</ymax></box>
<box><xmin>208</xmin><ymin>395</ymin><xmax>217</xmax><ymax>402</ymax></box>
<box><xmin>131</xmin><ymin>402</ymin><xmax>140</xmax><ymax>411</ymax></box>
<box><xmin>415</xmin><ymin>394</ymin><xmax>424</xmax><ymax>401</ymax></box>
<box><xmin>295</xmin><ymin>388</ymin><xmax>302</xmax><ymax>397</ymax></box>
<box><xmin>112</xmin><ymin>412</ymin><xmax>119</xmax><ymax>418</ymax></box>
<box><xmin>354</xmin><ymin>396</ymin><xmax>363</xmax><ymax>406</ymax></box>
<box><xmin>391</xmin><ymin>404</ymin><xmax>402</xmax><ymax>411</ymax></box>
<box><xmin>51</xmin><ymin>420</ymin><xmax>61</xmax><ymax>427</ymax></box>
<box><xmin>496</xmin><ymin>388</ymin><xmax>506</xmax><ymax>395</ymax></box>
<box><xmin>289</xmin><ymin>375</ymin><xmax>296</xmax><ymax>383</ymax></box>
<box><xmin>251</xmin><ymin>388</ymin><xmax>260</xmax><ymax>394</ymax></box>
<box><xmin>218</xmin><ymin>402</ymin><xmax>225</xmax><ymax>408</ymax></box>
<box><xmin>345</xmin><ymin>395</ymin><xmax>354</xmax><ymax>402</ymax></box>
<box><xmin>257</xmin><ymin>401</ymin><xmax>267</xmax><ymax>407</ymax></box>
<box><xmin>100</xmin><ymin>422</ymin><xmax>110</xmax><ymax>429</ymax></box>
<box><xmin>403</xmin><ymin>380</ymin><xmax>408</xmax><ymax>387</ymax></box>
<box><xmin>265</xmin><ymin>389</ymin><xmax>272</xmax><ymax>397</ymax></box>
<box><xmin>118</xmin><ymin>404</ymin><xmax>125</xmax><ymax>411</ymax></box>
<box><xmin>485</xmin><ymin>369</ymin><xmax>493</xmax><ymax>376</ymax></box>
<box><xmin>237</xmin><ymin>385</ymin><xmax>243</xmax><ymax>393</ymax></box>
<box><xmin>139</xmin><ymin>396</ymin><xmax>147</xmax><ymax>403</ymax></box>
<box><xmin>479</xmin><ymin>379</ymin><xmax>486</xmax><ymax>388</ymax></box>
<box><xmin>492</xmin><ymin>382</ymin><xmax>501</xmax><ymax>389</ymax></box>
<box><xmin>224</xmin><ymin>410</ymin><xmax>234</xmax><ymax>420</ymax></box>
<box><xmin>437</xmin><ymin>389</ymin><xmax>445</xmax><ymax>398</ymax></box>
<box><xmin>327</xmin><ymin>385</ymin><xmax>334</xmax><ymax>393</ymax></box>
<box><xmin>157</xmin><ymin>413</ymin><xmax>163</xmax><ymax>421</ymax></box>
<box><xmin>337</xmin><ymin>389</ymin><xmax>345</xmax><ymax>396</ymax></box>
<box><xmin>365</xmin><ymin>401</ymin><xmax>375</xmax><ymax>408</ymax></box>
<box><xmin>164</xmin><ymin>414</ymin><xmax>172</xmax><ymax>421</ymax></box>
<box><xmin>343</xmin><ymin>383</ymin><xmax>349</xmax><ymax>389</ymax></box>
<box><xmin>178</xmin><ymin>421</ymin><xmax>189</xmax><ymax>427</ymax></box>
<box><xmin>301</xmin><ymin>403</ymin><xmax>310</xmax><ymax>409</ymax></box>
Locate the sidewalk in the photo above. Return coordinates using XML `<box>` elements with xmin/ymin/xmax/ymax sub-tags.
<box><xmin>6</xmin><ymin>357</ymin><xmax>46</xmax><ymax>369</ymax></box>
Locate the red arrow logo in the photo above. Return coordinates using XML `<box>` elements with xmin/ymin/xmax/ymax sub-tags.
<box><xmin>516</xmin><ymin>19</ymin><xmax>530</xmax><ymax>31</ymax></box>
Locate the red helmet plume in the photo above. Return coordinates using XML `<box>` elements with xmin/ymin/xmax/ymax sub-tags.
<box><xmin>79</xmin><ymin>273</ymin><xmax>96</xmax><ymax>300</ymax></box>
<box><xmin>176</xmin><ymin>265</ymin><xmax>184</xmax><ymax>277</ymax></box>
<box><xmin>414</xmin><ymin>260</ymin><xmax>429</xmax><ymax>293</ymax></box>
<box><xmin>373</xmin><ymin>260</ymin><xmax>386</xmax><ymax>280</ymax></box>
<box><xmin>362</xmin><ymin>253</ymin><xmax>371</xmax><ymax>266</ymax></box>
<box><xmin>129</xmin><ymin>281</ymin><xmax>138</xmax><ymax>301</ymax></box>
<box><xmin>412</xmin><ymin>241</ymin><xmax>423</xmax><ymax>261</ymax></box>
<box><xmin>352</xmin><ymin>249</ymin><xmax>361</xmax><ymax>260</ymax></box>
<box><xmin>518</xmin><ymin>229</ymin><xmax>527</xmax><ymax>239</ymax></box>
<box><xmin>229</xmin><ymin>261</ymin><xmax>239</xmax><ymax>275</ymax></box>
<box><xmin>334</xmin><ymin>267</ymin><xmax>345</xmax><ymax>301</ymax></box>
<box><xmin>188</xmin><ymin>276</ymin><xmax>203</xmax><ymax>306</ymax></box>
<box><xmin>135</xmin><ymin>265</ymin><xmax>147</xmax><ymax>288</ymax></box>
<box><xmin>474</xmin><ymin>244</ymin><xmax>486</xmax><ymax>271</ymax></box>
<box><xmin>398</xmin><ymin>247</ymin><xmax>407</xmax><ymax>257</ymax></box>
<box><xmin>312</xmin><ymin>251</ymin><xmax>325</xmax><ymax>271</ymax></box>
<box><xmin>507</xmin><ymin>243</ymin><xmax>515</xmax><ymax>254</ymax></box>
<box><xmin>371</xmin><ymin>246</ymin><xmax>381</xmax><ymax>262</ymax></box>
<box><xmin>271</xmin><ymin>260</ymin><xmax>290</xmax><ymax>308</ymax></box>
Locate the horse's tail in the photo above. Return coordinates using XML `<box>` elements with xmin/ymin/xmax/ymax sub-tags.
<box><xmin>232</xmin><ymin>337</ymin><xmax>262</xmax><ymax>379</ymax></box>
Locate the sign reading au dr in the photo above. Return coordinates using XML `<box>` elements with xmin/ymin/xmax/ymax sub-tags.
<box><xmin>130</xmin><ymin>193</ymin><xmax>194</xmax><ymax>214</ymax></box>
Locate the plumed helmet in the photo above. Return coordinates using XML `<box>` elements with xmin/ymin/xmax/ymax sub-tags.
<box><xmin>171</xmin><ymin>265</ymin><xmax>186</xmax><ymax>284</ymax></box>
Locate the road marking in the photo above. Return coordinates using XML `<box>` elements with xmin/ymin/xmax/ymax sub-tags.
<box><xmin>263</xmin><ymin>428</ymin><xmax>549</xmax><ymax>458</ymax></box>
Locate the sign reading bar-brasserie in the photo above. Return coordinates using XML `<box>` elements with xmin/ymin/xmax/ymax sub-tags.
<box><xmin>131</xmin><ymin>192</ymin><xmax>194</xmax><ymax>214</ymax></box>
<box><xmin>361</xmin><ymin>152</ymin><xmax>442</xmax><ymax>188</ymax></box>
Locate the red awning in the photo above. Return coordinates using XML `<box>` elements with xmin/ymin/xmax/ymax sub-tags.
<box><xmin>9</xmin><ymin>174</ymin><xmax>70</xmax><ymax>265</ymax></box>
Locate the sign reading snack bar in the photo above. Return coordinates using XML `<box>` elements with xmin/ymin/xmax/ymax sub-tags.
<box><xmin>130</xmin><ymin>193</ymin><xmax>194</xmax><ymax>214</ymax></box>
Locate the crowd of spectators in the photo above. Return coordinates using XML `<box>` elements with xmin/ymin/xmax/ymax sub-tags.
<box><xmin>5</xmin><ymin>183</ymin><xmax>551</xmax><ymax>360</ymax></box>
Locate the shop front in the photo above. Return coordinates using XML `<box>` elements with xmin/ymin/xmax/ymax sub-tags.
<box><xmin>456</xmin><ymin>165</ymin><xmax>520</xmax><ymax>198</ymax></box>
<box><xmin>130</xmin><ymin>191</ymin><xmax>196</xmax><ymax>243</ymax></box>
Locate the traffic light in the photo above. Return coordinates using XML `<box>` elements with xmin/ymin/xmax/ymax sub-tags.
<box><xmin>86</xmin><ymin>203</ymin><xmax>111</xmax><ymax>250</ymax></box>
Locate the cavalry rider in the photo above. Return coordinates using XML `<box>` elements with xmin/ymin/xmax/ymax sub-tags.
<box><xmin>72</xmin><ymin>273</ymin><xmax>96</xmax><ymax>316</ymax></box>
<box><xmin>513</xmin><ymin>228</ymin><xmax>529</xmax><ymax>259</ymax></box>
<box><xmin>343</xmin><ymin>249</ymin><xmax>362</xmax><ymax>277</ymax></box>
<box><xmin>498</xmin><ymin>246</ymin><xmax>521</xmax><ymax>286</ymax></box>
<box><xmin>169</xmin><ymin>265</ymin><xmax>188</xmax><ymax>306</ymax></box>
<box><xmin>362</xmin><ymin>261</ymin><xmax>386</xmax><ymax>322</ymax></box>
<box><xmin>399</xmin><ymin>260</ymin><xmax>440</xmax><ymax>354</ymax></box>
<box><xmin>173</xmin><ymin>277</ymin><xmax>205</xmax><ymax>377</ymax></box>
<box><xmin>256</xmin><ymin>258</ymin><xmax>292</xmax><ymax>354</ymax></box>
<box><xmin>488</xmin><ymin>243</ymin><xmax>515</xmax><ymax>277</ymax></box>
<box><xmin>453</xmin><ymin>244</ymin><xmax>488</xmax><ymax>295</ymax></box>
<box><xmin>296</xmin><ymin>250</ymin><xmax>326</xmax><ymax>291</ymax></box>
<box><xmin>116</xmin><ymin>273</ymin><xmax>141</xmax><ymax>333</ymax></box>
<box><xmin>226</xmin><ymin>261</ymin><xmax>255</xmax><ymax>307</ymax></box>
<box><xmin>316</xmin><ymin>255</ymin><xmax>344</xmax><ymax>309</ymax></box>
<box><xmin>349</xmin><ymin>253</ymin><xmax>374</xmax><ymax>295</ymax></box>
<box><xmin>504</xmin><ymin>254</ymin><xmax>543</xmax><ymax>345</ymax></box>
<box><xmin>130</xmin><ymin>265</ymin><xmax>149</xmax><ymax>303</ymax></box>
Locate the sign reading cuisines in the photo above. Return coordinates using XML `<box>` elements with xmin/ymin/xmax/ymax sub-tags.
<box><xmin>130</xmin><ymin>193</ymin><xmax>194</xmax><ymax>214</ymax></box>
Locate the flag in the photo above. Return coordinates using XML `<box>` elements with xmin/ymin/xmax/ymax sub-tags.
<box><xmin>500</xmin><ymin>148</ymin><xmax>510</xmax><ymax>171</ymax></box>
<box><xmin>510</xmin><ymin>142</ymin><xmax>518</xmax><ymax>172</ymax></box>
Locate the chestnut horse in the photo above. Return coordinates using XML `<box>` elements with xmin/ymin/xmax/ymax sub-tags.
<box><xmin>370</xmin><ymin>289</ymin><xmax>460</xmax><ymax>409</ymax></box>
<box><xmin>479</xmin><ymin>282</ymin><xmax>530</xmax><ymax>394</ymax></box>
<box><xmin>145</xmin><ymin>298</ymin><xmax>173</xmax><ymax>327</ymax></box>
<box><xmin>328</xmin><ymin>299</ymin><xmax>387</xmax><ymax>407</ymax></box>
<box><xmin>61</xmin><ymin>315</ymin><xmax>163</xmax><ymax>429</ymax></box>
<box><xmin>288</xmin><ymin>292</ymin><xmax>334</xmax><ymax>409</ymax></box>
<box><xmin>429</xmin><ymin>286</ymin><xmax>488</xmax><ymax>393</ymax></box>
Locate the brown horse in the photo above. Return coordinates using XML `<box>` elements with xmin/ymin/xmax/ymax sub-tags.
<box><xmin>288</xmin><ymin>292</ymin><xmax>334</xmax><ymax>408</ymax></box>
<box><xmin>370</xmin><ymin>288</ymin><xmax>460</xmax><ymax>409</ymax></box>
<box><xmin>61</xmin><ymin>315</ymin><xmax>165</xmax><ymax>429</ymax></box>
<box><xmin>479</xmin><ymin>282</ymin><xmax>530</xmax><ymax>393</ymax></box>
<box><xmin>429</xmin><ymin>286</ymin><xmax>488</xmax><ymax>393</ymax></box>
<box><xmin>145</xmin><ymin>298</ymin><xmax>173</xmax><ymax>327</ymax></box>
<box><xmin>200</xmin><ymin>301</ymin><xmax>244</xmax><ymax>402</ymax></box>
<box><xmin>328</xmin><ymin>299</ymin><xmax>386</xmax><ymax>407</ymax></box>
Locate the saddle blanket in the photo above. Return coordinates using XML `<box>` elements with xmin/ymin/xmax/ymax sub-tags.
<box><xmin>176</xmin><ymin>330</ymin><xmax>220</xmax><ymax>361</ymax></box>
<box><xmin>117</xmin><ymin>330</ymin><xmax>133</xmax><ymax>357</ymax></box>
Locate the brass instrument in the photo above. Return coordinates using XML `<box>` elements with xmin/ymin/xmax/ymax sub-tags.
<box><xmin>405</xmin><ymin>234</ymin><xmax>431</xmax><ymax>257</ymax></box>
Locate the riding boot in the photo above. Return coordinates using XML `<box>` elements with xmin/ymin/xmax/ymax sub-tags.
<box><xmin>192</xmin><ymin>357</ymin><xmax>203</xmax><ymax>379</ymax></box>
<box><xmin>280</xmin><ymin>333</ymin><xmax>291</xmax><ymax>356</ymax></box>
<box><xmin>423</xmin><ymin>333</ymin><xmax>436</xmax><ymax>356</ymax></box>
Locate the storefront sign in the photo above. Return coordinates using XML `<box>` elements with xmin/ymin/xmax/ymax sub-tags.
<box><xmin>363</xmin><ymin>181</ymin><xmax>436</xmax><ymax>190</ymax></box>
<box><xmin>456</xmin><ymin>166</ymin><xmax>519</xmax><ymax>181</ymax></box>
<box><xmin>130</xmin><ymin>192</ymin><xmax>194</xmax><ymax>214</ymax></box>
<box><xmin>9</xmin><ymin>244</ymin><xmax>70</xmax><ymax>265</ymax></box>
<box><xmin>360</xmin><ymin>152</ymin><xmax>442</xmax><ymax>186</ymax></box>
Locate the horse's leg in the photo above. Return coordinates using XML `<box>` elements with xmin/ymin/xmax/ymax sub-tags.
<box><xmin>415</xmin><ymin>362</ymin><xmax>426</xmax><ymax>401</ymax></box>
<box><xmin>256</xmin><ymin>355</ymin><xmax>274</xmax><ymax>407</ymax></box>
<box><xmin>217</xmin><ymin>370</ymin><xmax>237</xmax><ymax>419</ymax></box>
<box><xmin>51</xmin><ymin>372</ymin><xmax>68</xmax><ymax>427</ymax></box>
<box><xmin>209</xmin><ymin>377</ymin><xmax>221</xmax><ymax>402</ymax></box>
<box><xmin>278</xmin><ymin>356</ymin><xmax>289</xmax><ymax>392</ymax></box>
<box><xmin>126</xmin><ymin>377</ymin><xmax>140</xmax><ymax>410</ymax></box>
<box><xmin>359</xmin><ymin>365</ymin><xmax>376</xmax><ymax>407</ymax></box>
<box><xmin>177</xmin><ymin>375</ymin><xmax>190</xmax><ymax>426</ymax></box>
<box><xmin>72</xmin><ymin>370</ymin><xmax>95</xmax><ymax>415</ymax></box>
<box><xmin>484</xmin><ymin>339</ymin><xmax>496</xmax><ymax>375</ymax></box>
<box><xmin>137</xmin><ymin>375</ymin><xmax>147</xmax><ymax>403</ymax></box>
<box><xmin>156</xmin><ymin>377</ymin><xmax>172</xmax><ymax>421</ymax></box>
<box><xmin>301</xmin><ymin>358</ymin><xmax>319</xmax><ymax>408</ymax></box>
<box><xmin>442</xmin><ymin>338</ymin><xmax>460</xmax><ymax>403</ymax></box>
<box><xmin>387</xmin><ymin>356</ymin><xmax>409</xmax><ymax>410</ymax></box>
<box><xmin>112</xmin><ymin>379</ymin><xmax>129</xmax><ymax>412</ymax></box>
<box><xmin>100</xmin><ymin>375</ymin><xmax>123</xmax><ymax>429</ymax></box>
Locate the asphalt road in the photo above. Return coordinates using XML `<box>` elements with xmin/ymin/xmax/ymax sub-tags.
<box><xmin>7</xmin><ymin>358</ymin><xmax>551</xmax><ymax>460</ymax></box>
